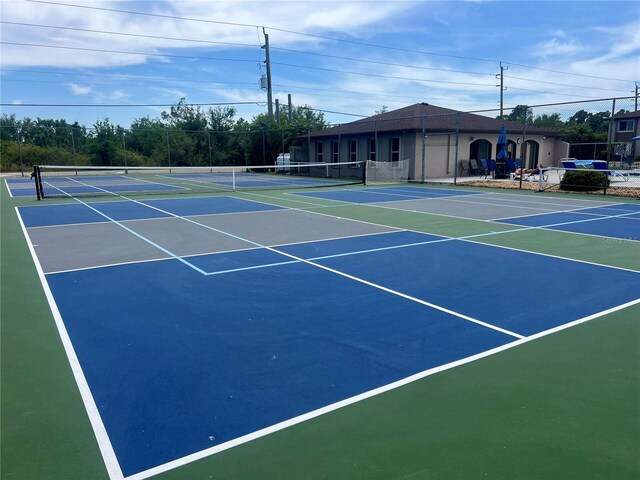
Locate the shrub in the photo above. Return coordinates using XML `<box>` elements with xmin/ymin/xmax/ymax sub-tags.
<box><xmin>560</xmin><ymin>170</ymin><xmax>610</xmax><ymax>191</ymax></box>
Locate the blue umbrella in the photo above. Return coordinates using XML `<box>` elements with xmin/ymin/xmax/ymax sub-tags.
<box><xmin>496</xmin><ymin>124</ymin><xmax>508</xmax><ymax>160</ymax></box>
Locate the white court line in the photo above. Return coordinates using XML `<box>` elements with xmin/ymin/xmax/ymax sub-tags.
<box><xmin>17</xmin><ymin>190</ymin><xmax>640</xmax><ymax>480</ymax></box>
<box><xmin>241</xmin><ymin>191</ymin><xmax>640</xmax><ymax>273</ymax></box>
<box><xmin>15</xmin><ymin>208</ymin><xmax>124</xmax><ymax>480</ymax></box>
<box><xmin>125</xmin><ymin>296</ymin><xmax>640</xmax><ymax>480</ymax></box>
<box><xmin>37</xmin><ymin>182</ymin><xmax>211</xmax><ymax>275</ymax></box>
<box><xmin>111</xmin><ymin>195</ymin><xmax>523</xmax><ymax>337</ymax></box>
<box><xmin>4</xmin><ymin>178</ymin><xmax>16</xmax><ymax>197</ymax></box>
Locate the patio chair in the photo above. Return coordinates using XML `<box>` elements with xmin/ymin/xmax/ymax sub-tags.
<box><xmin>505</xmin><ymin>158</ymin><xmax>516</xmax><ymax>174</ymax></box>
<box><xmin>459</xmin><ymin>160</ymin><xmax>469</xmax><ymax>176</ymax></box>
<box><xmin>487</xmin><ymin>159</ymin><xmax>497</xmax><ymax>178</ymax></box>
<box><xmin>480</xmin><ymin>159</ymin><xmax>495</xmax><ymax>179</ymax></box>
<box><xmin>479</xmin><ymin>159</ymin><xmax>488</xmax><ymax>177</ymax></box>
<box><xmin>469</xmin><ymin>159</ymin><xmax>480</xmax><ymax>175</ymax></box>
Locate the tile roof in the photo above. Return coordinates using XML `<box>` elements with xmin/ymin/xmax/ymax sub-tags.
<box><xmin>310</xmin><ymin>103</ymin><xmax>562</xmax><ymax>137</ymax></box>
<box><xmin>613</xmin><ymin>110</ymin><xmax>640</xmax><ymax>119</ymax></box>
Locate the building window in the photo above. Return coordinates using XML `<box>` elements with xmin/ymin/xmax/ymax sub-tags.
<box><xmin>390</xmin><ymin>137</ymin><xmax>401</xmax><ymax>162</ymax></box>
<box><xmin>316</xmin><ymin>141</ymin><xmax>323</xmax><ymax>162</ymax></box>
<box><xmin>331</xmin><ymin>140</ymin><xmax>339</xmax><ymax>163</ymax></box>
<box><xmin>369</xmin><ymin>138</ymin><xmax>376</xmax><ymax>161</ymax></box>
<box><xmin>618</xmin><ymin>120</ymin><xmax>635</xmax><ymax>132</ymax></box>
<box><xmin>350</xmin><ymin>139</ymin><xmax>358</xmax><ymax>162</ymax></box>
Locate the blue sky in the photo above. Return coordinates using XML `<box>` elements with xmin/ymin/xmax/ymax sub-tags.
<box><xmin>1</xmin><ymin>0</ymin><xmax>638</xmax><ymax>128</ymax></box>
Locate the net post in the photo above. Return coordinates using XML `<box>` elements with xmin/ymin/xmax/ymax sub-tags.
<box><xmin>363</xmin><ymin>160</ymin><xmax>368</xmax><ymax>186</ymax></box>
<box><xmin>33</xmin><ymin>165</ymin><xmax>43</xmax><ymax>200</ymax></box>
<box><xmin>232</xmin><ymin>167</ymin><xmax>236</xmax><ymax>191</ymax></box>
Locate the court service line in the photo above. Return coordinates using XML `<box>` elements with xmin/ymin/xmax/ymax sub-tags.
<box><xmin>488</xmin><ymin>205</ymin><xmax>639</xmax><ymax>222</ymax></box>
<box><xmin>435</xmin><ymin>194</ymin><xmax>622</xmax><ymax>213</ymax></box>
<box><xmin>239</xmin><ymin>191</ymin><xmax>640</xmax><ymax>273</ymax></box>
<box><xmin>474</xmin><ymin>191</ymin><xmax>624</xmax><ymax>209</ymax></box>
<box><xmin>125</xmin><ymin>296</ymin><xmax>640</xmax><ymax>480</ymax></box>
<box><xmin>41</xmin><ymin>182</ymin><xmax>212</xmax><ymax>275</ymax></box>
<box><xmin>102</xmin><ymin>195</ymin><xmax>524</xmax><ymax>339</ymax></box>
<box><xmin>294</xmin><ymin>192</ymin><xmax>640</xmax><ymax>244</ymax></box>
<box><xmin>15</xmin><ymin>209</ymin><xmax>125</xmax><ymax>480</ymax></box>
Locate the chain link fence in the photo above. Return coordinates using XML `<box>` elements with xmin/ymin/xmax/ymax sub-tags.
<box><xmin>2</xmin><ymin>96</ymin><xmax>638</xmax><ymax>197</ymax></box>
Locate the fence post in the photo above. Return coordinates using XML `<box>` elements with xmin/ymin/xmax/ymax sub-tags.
<box><xmin>122</xmin><ymin>131</ymin><xmax>127</xmax><ymax>168</ymax></box>
<box><xmin>606</xmin><ymin>98</ymin><xmax>616</xmax><ymax>167</ymax></box>
<box><xmin>17</xmin><ymin>127</ymin><xmax>24</xmax><ymax>176</ymax></box>
<box><xmin>421</xmin><ymin>115</ymin><xmax>426</xmax><ymax>183</ymax></box>
<box><xmin>454</xmin><ymin>112</ymin><xmax>460</xmax><ymax>184</ymax></box>
<box><xmin>166</xmin><ymin>130</ymin><xmax>171</xmax><ymax>167</ymax></box>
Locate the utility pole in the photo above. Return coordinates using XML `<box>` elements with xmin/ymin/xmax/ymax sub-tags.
<box><xmin>496</xmin><ymin>62</ymin><xmax>507</xmax><ymax>118</ymax></box>
<box><xmin>635</xmin><ymin>83</ymin><xmax>638</xmax><ymax>111</ymax></box>
<box><xmin>262</xmin><ymin>28</ymin><xmax>273</xmax><ymax>117</ymax></box>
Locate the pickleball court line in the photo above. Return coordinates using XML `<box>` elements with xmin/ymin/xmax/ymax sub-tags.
<box><xmin>241</xmin><ymin>192</ymin><xmax>638</xmax><ymax>273</ymax></box>
<box><xmin>43</xmin><ymin>174</ymin><xmax>186</xmax><ymax>195</ymax></box>
<box><xmin>18</xmin><ymin>193</ymin><xmax>640</xmax><ymax>480</ymax></box>
<box><xmin>37</xmin><ymin>182</ymin><xmax>213</xmax><ymax>275</ymax></box>
<box><xmin>292</xmin><ymin>190</ymin><xmax>640</xmax><ymax>243</ymax></box>
<box><xmin>104</xmin><ymin>195</ymin><xmax>526</xmax><ymax>340</ymax></box>
<box><xmin>124</xmin><ymin>295</ymin><xmax>640</xmax><ymax>480</ymax></box>
<box><xmin>15</xmin><ymin>209</ymin><xmax>124</xmax><ymax>480</ymax></box>
<box><xmin>33</xmin><ymin>184</ymin><xmax>524</xmax><ymax>338</ymax></box>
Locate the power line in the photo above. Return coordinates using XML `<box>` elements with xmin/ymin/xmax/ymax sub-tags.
<box><xmin>5</xmin><ymin>20</ymin><xmax>633</xmax><ymax>93</ymax></box>
<box><xmin>271</xmin><ymin>61</ymin><xmax>496</xmax><ymax>87</ymax></box>
<box><xmin>505</xmin><ymin>87</ymin><xmax>612</xmax><ymax>99</ymax></box>
<box><xmin>0</xmin><ymin>68</ymin><xmax>256</xmax><ymax>87</ymax></box>
<box><xmin>0</xmin><ymin>21</ymin><xmax>256</xmax><ymax>49</ymax></box>
<box><xmin>1</xmin><ymin>41</ymin><xmax>258</xmax><ymax>64</ymax></box>
<box><xmin>1</xmin><ymin>42</ymin><xmax>498</xmax><ymax>88</ymax></box>
<box><xmin>0</xmin><ymin>101</ymin><xmax>266</xmax><ymax>107</ymax></box>
<box><xmin>22</xmin><ymin>0</ymin><xmax>638</xmax><ymax>84</ymax></box>
<box><xmin>505</xmin><ymin>75</ymin><xmax>632</xmax><ymax>93</ymax></box>
<box><xmin>1</xmin><ymin>20</ymin><xmax>496</xmax><ymax>78</ymax></box>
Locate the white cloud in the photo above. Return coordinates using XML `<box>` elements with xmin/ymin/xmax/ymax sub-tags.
<box><xmin>532</xmin><ymin>38</ymin><xmax>587</xmax><ymax>59</ymax></box>
<box><xmin>67</xmin><ymin>83</ymin><xmax>92</xmax><ymax>95</ymax></box>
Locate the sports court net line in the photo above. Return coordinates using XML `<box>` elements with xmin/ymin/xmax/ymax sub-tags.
<box><xmin>365</xmin><ymin>159</ymin><xmax>410</xmax><ymax>185</ymax></box>
<box><xmin>32</xmin><ymin>161</ymin><xmax>365</xmax><ymax>199</ymax></box>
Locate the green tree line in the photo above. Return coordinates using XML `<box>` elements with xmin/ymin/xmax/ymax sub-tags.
<box><xmin>504</xmin><ymin>105</ymin><xmax>626</xmax><ymax>143</ymax></box>
<box><xmin>0</xmin><ymin>99</ymin><xmax>329</xmax><ymax>171</ymax></box>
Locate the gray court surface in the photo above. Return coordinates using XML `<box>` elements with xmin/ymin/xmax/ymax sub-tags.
<box><xmin>373</xmin><ymin>192</ymin><xmax>620</xmax><ymax>221</ymax></box>
<box><xmin>27</xmin><ymin>208</ymin><xmax>398</xmax><ymax>274</ymax></box>
<box><xmin>28</xmin><ymin>222</ymin><xmax>170</xmax><ymax>273</ymax></box>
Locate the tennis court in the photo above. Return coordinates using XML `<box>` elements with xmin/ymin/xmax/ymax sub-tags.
<box><xmin>2</xmin><ymin>181</ymin><xmax>639</xmax><ymax>480</ymax></box>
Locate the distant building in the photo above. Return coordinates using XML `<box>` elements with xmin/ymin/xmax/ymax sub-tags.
<box><xmin>307</xmin><ymin>103</ymin><xmax>567</xmax><ymax>179</ymax></box>
<box><xmin>612</xmin><ymin>110</ymin><xmax>640</xmax><ymax>160</ymax></box>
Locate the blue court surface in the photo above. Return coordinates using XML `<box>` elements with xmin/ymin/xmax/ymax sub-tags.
<box><xmin>18</xmin><ymin>196</ymin><xmax>284</xmax><ymax>227</ymax></box>
<box><xmin>497</xmin><ymin>204</ymin><xmax>640</xmax><ymax>240</ymax></box>
<box><xmin>294</xmin><ymin>186</ymin><xmax>481</xmax><ymax>203</ymax></box>
<box><xmin>17</xmin><ymin>194</ymin><xmax>640</xmax><ymax>478</ymax></box>
<box><xmin>6</xmin><ymin>175</ymin><xmax>185</xmax><ymax>197</ymax></box>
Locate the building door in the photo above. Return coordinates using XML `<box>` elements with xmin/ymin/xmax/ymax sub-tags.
<box><xmin>469</xmin><ymin>139</ymin><xmax>492</xmax><ymax>162</ymax></box>
<box><xmin>526</xmin><ymin>140</ymin><xmax>540</xmax><ymax>168</ymax></box>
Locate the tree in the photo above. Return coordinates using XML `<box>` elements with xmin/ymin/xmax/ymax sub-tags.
<box><xmin>246</xmin><ymin>105</ymin><xmax>329</xmax><ymax>165</ymax></box>
<box><xmin>506</xmin><ymin>105</ymin><xmax>533</xmax><ymax>124</ymax></box>
<box><xmin>87</xmin><ymin>118</ymin><xmax>119</xmax><ymax>165</ymax></box>
<box><xmin>533</xmin><ymin>113</ymin><xmax>564</xmax><ymax>130</ymax></box>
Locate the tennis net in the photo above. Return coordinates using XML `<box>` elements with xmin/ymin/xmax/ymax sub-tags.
<box><xmin>365</xmin><ymin>159</ymin><xmax>410</xmax><ymax>184</ymax></box>
<box><xmin>32</xmin><ymin>161</ymin><xmax>365</xmax><ymax>199</ymax></box>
